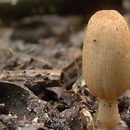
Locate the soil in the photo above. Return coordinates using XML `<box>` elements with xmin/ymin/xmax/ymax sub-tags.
<box><xmin>0</xmin><ymin>2</ymin><xmax>130</xmax><ymax>130</ymax></box>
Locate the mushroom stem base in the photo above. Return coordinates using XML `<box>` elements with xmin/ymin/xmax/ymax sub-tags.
<box><xmin>95</xmin><ymin>99</ymin><xmax>121</xmax><ymax>130</ymax></box>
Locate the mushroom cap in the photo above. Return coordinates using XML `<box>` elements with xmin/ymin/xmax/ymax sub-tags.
<box><xmin>83</xmin><ymin>10</ymin><xmax>130</xmax><ymax>100</ymax></box>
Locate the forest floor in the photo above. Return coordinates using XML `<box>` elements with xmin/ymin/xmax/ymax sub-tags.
<box><xmin>0</xmin><ymin>11</ymin><xmax>129</xmax><ymax>130</ymax></box>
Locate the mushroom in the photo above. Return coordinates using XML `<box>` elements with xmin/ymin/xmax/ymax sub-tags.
<box><xmin>82</xmin><ymin>10</ymin><xmax>130</xmax><ymax>130</ymax></box>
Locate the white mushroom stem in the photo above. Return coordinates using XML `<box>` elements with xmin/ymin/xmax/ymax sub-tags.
<box><xmin>96</xmin><ymin>99</ymin><xmax>121</xmax><ymax>130</ymax></box>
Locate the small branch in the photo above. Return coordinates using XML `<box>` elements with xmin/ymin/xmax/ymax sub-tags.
<box><xmin>0</xmin><ymin>69</ymin><xmax>65</xmax><ymax>88</ymax></box>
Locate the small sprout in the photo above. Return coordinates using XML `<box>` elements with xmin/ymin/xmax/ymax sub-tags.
<box><xmin>82</xmin><ymin>10</ymin><xmax>130</xmax><ymax>130</ymax></box>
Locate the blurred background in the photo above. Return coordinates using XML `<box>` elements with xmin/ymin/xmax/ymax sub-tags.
<box><xmin>0</xmin><ymin>0</ymin><xmax>124</xmax><ymax>18</ymax></box>
<box><xmin>0</xmin><ymin>0</ymin><xmax>130</xmax><ymax>85</ymax></box>
<box><xmin>0</xmin><ymin>0</ymin><xmax>130</xmax><ymax>86</ymax></box>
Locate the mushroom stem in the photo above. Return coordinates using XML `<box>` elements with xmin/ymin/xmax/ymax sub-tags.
<box><xmin>96</xmin><ymin>99</ymin><xmax>121</xmax><ymax>130</ymax></box>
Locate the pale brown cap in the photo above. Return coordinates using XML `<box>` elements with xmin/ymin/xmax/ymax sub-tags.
<box><xmin>83</xmin><ymin>10</ymin><xmax>130</xmax><ymax>100</ymax></box>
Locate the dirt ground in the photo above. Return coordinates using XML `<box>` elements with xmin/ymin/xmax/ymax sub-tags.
<box><xmin>0</xmin><ymin>2</ymin><xmax>130</xmax><ymax>130</ymax></box>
